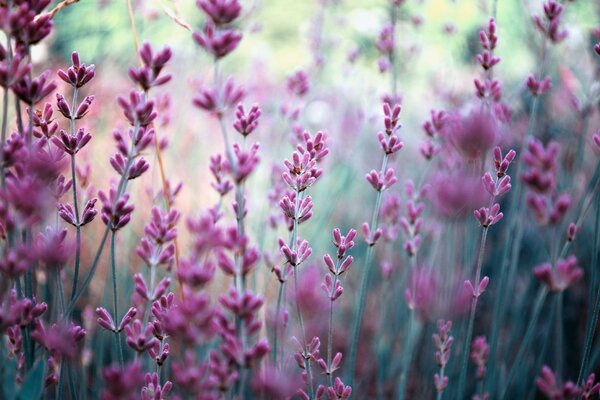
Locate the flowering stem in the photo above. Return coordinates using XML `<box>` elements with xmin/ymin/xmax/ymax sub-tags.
<box><xmin>501</xmin><ymin>287</ymin><xmax>548</xmax><ymax>399</ymax></box>
<box><xmin>558</xmin><ymin>162</ymin><xmax>600</xmax><ymax>260</ymax></box>
<box><xmin>576</xmin><ymin>189</ymin><xmax>600</xmax><ymax>385</ymax></box>
<box><xmin>70</xmin><ymin>152</ymin><xmax>82</xmax><ymax>301</ymax></box>
<box><xmin>65</xmin><ymin>144</ymin><xmax>135</xmax><ymax>317</ymax></box>
<box><xmin>110</xmin><ymin>231</ymin><xmax>125</xmax><ymax>367</ymax></box>
<box><xmin>327</xmin><ymin>258</ymin><xmax>341</xmax><ymax>387</ymax></box>
<box><xmin>348</xmin><ymin>153</ymin><xmax>389</xmax><ymax>388</ymax></box>
<box><xmin>457</xmin><ymin>226</ymin><xmax>488</xmax><ymax>399</ymax></box>
<box><xmin>289</xmin><ymin>187</ymin><xmax>314</xmax><ymax>398</ymax></box>
<box><xmin>487</xmin><ymin>95</ymin><xmax>540</xmax><ymax>392</ymax></box>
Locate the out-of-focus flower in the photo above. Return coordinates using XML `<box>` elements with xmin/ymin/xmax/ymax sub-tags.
<box><xmin>448</xmin><ymin>111</ymin><xmax>498</xmax><ymax>160</ymax></box>
<box><xmin>535</xmin><ymin>365</ymin><xmax>580</xmax><ymax>399</ymax></box>
<box><xmin>470</xmin><ymin>336</ymin><xmax>490</xmax><ymax>379</ymax></box>
<box><xmin>102</xmin><ymin>361</ymin><xmax>145</xmax><ymax>400</ymax></box>
<box><xmin>287</xmin><ymin>69</ymin><xmax>310</xmax><ymax>97</ymax></box>
<box><xmin>12</xmin><ymin>69</ymin><xmax>56</xmax><ymax>105</ymax></box>
<box><xmin>193</xmin><ymin>24</ymin><xmax>242</xmax><ymax>59</ymax></box>
<box><xmin>533</xmin><ymin>256</ymin><xmax>583</xmax><ymax>292</ymax></box>
<box><xmin>129</xmin><ymin>42</ymin><xmax>172</xmax><ymax>91</ymax></box>
<box><xmin>197</xmin><ymin>0</ymin><xmax>241</xmax><ymax>25</ymax></box>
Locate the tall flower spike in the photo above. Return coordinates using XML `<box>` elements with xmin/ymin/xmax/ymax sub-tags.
<box><xmin>57</xmin><ymin>51</ymin><xmax>95</xmax><ymax>88</ymax></box>
<box><xmin>129</xmin><ymin>42</ymin><xmax>172</xmax><ymax>91</ymax></box>
<box><xmin>473</xmin><ymin>204</ymin><xmax>503</xmax><ymax>228</ymax></box>
<box><xmin>51</xmin><ymin>128</ymin><xmax>92</xmax><ymax>155</ymax></box>
<box><xmin>13</xmin><ymin>69</ymin><xmax>57</xmax><ymax>105</ymax></box>
<box><xmin>193</xmin><ymin>24</ymin><xmax>242</xmax><ymax>59</ymax></box>
<box><xmin>117</xmin><ymin>90</ymin><xmax>157</xmax><ymax>127</ymax></box>
<box><xmin>197</xmin><ymin>0</ymin><xmax>242</xmax><ymax>25</ymax></box>
<box><xmin>233</xmin><ymin>104</ymin><xmax>261</xmax><ymax>137</ymax></box>
<box><xmin>98</xmin><ymin>188</ymin><xmax>135</xmax><ymax>231</ymax></box>
<box><xmin>533</xmin><ymin>256</ymin><xmax>583</xmax><ymax>292</ymax></box>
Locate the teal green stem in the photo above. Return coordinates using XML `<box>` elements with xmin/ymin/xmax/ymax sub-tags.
<box><xmin>577</xmin><ymin>189</ymin><xmax>600</xmax><ymax>385</ymax></box>
<box><xmin>555</xmin><ymin>291</ymin><xmax>564</xmax><ymax>380</ymax></box>
<box><xmin>458</xmin><ymin>227</ymin><xmax>489</xmax><ymax>399</ymax></box>
<box><xmin>294</xmin><ymin>264</ymin><xmax>314</xmax><ymax>399</ymax></box>
<box><xmin>65</xmin><ymin>226</ymin><xmax>110</xmax><ymax>316</ymax></box>
<box><xmin>348</xmin><ymin>154</ymin><xmax>389</xmax><ymax>388</ymax></box>
<box><xmin>271</xmin><ymin>281</ymin><xmax>284</xmax><ymax>365</ymax></box>
<box><xmin>111</xmin><ymin>231</ymin><xmax>125</xmax><ymax>366</ymax></box>
<box><xmin>501</xmin><ymin>288</ymin><xmax>548</xmax><ymax>399</ymax></box>
<box><xmin>396</xmin><ymin>312</ymin><xmax>422</xmax><ymax>400</ymax></box>
<box><xmin>327</xmin><ymin>258</ymin><xmax>341</xmax><ymax>387</ymax></box>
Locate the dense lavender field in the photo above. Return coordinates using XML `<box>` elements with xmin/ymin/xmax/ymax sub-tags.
<box><xmin>1</xmin><ymin>0</ymin><xmax>600</xmax><ymax>399</ymax></box>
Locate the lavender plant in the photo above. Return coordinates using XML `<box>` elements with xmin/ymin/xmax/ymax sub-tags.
<box><xmin>1</xmin><ymin>0</ymin><xmax>600</xmax><ymax>399</ymax></box>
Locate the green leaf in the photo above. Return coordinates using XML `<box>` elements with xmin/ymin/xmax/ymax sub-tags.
<box><xmin>2</xmin><ymin>357</ymin><xmax>17</xmax><ymax>400</ymax></box>
<box><xmin>16</xmin><ymin>360</ymin><xmax>45</xmax><ymax>400</ymax></box>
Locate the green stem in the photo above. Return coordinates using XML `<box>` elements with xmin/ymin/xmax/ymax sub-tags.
<box><xmin>327</xmin><ymin>260</ymin><xmax>341</xmax><ymax>387</ymax></box>
<box><xmin>110</xmin><ymin>231</ymin><xmax>125</xmax><ymax>366</ymax></box>
<box><xmin>294</xmin><ymin>264</ymin><xmax>314</xmax><ymax>399</ymax></box>
<box><xmin>486</xmin><ymin>97</ymin><xmax>540</xmax><ymax>394</ymax></box>
<box><xmin>555</xmin><ymin>291</ymin><xmax>564</xmax><ymax>380</ymax></box>
<box><xmin>396</xmin><ymin>312</ymin><xmax>422</xmax><ymax>400</ymax></box>
<box><xmin>576</xmin><ymin>189</ymin><xmax>600</xmax><ymax>385</ymax></box>
<box><xmin>501</xmin><ymin>288</ymin><xmax>548</xmax><ymax>399</ymax></box>
<box><xmin>457</xmin><ymin>227</ymin><xmax>489</xmax><ymax>399</ymax></box>
<box><xmin>65</xmin><ymin>148</ymin><xmax>136</xmax><ymax>317</ymax></box>
<box><xmin>271</xmin><ymin>281</ymin><xmax>284</xmax><ymax>365</ymax></box>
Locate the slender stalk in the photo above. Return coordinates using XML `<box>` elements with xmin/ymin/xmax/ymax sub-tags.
<box><xmin>327</xmin><ymin>258</ymin><xmax>341</xmax><ymax>387</ymax></box>
<box><xmin>396</xmin><ymin>312</ymin><xmax>422</xmax><ymax>400</ymax></box>
<box><xmin>576</xmin><ymin>189</ymin><xmax>600</xmax><ymax>385</ymax></box>
<box><xmin>288</xmin><ymin>187</ymin><xmax>314</xmax><ymax>398</ymax></box>
<box><xmin>457</xmin><ymin>227</ymin><xmax>489</xmax><ymax>399</ymax></box>
<box><xmin>501</xmin><ymin>287</ymin><xmax>548</xmax><ymax>399</ymax></box>
<box><xmin>487</xmin><ymin>96</ymin><xmax>541</xmax><ymax>393</ymax></box>
<box><xmin>555</xmin><ymin>291</ymin><xmax>564</xmax><ymax>379</ymax></box>
<box><xmin>110</xmin><ymin>231</ymin><xmax>125</xmax><ymax>366</ymax></box>
<box><xmin>293</xmin><ymin>264</ymin><xmax>314</xmax><ymax>398</ymax></box>
<box><xmin>65</xmin><ymin>223</ymin><xmax>110</xmax><ymax>316</ymax></box>
<box><xmin>271</xmin><ymin>281</ymin><xmax>284</xmax><ymax>365</ymax></box>
<box><xmin>67</xmin><ymin>87</ymin><xmax>84</xmax><ymax>302</ymax></box>
<box><xmin>348</xmin><ymin>154</ymin><xmax>389</xmax><ymax>387</ymax></box>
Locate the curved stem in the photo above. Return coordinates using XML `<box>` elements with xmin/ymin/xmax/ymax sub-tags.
<box><xmin>65</xmin><ymin>148</ymin><xmax>136</xmax><ymax>317</ymax></box>
<box><xmin>348</xmin><ymin>154</ymin><xmax>389</xmax><ymax>388</ymax></box>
